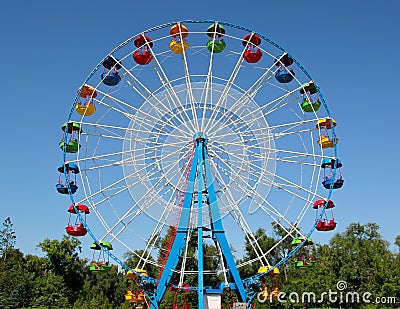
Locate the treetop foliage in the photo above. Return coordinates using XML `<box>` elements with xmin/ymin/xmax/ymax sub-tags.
<box><xmin>0</xmin><ymin>218</ymin><xmax>399</xmax><ymax>309</ymax></box>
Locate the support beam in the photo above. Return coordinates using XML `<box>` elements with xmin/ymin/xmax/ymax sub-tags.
<box><xmin>152</xmin><ymin>134</ymin><xmax>248</xmax><ymax>308</ymax></box>
<box><xmin>197</xmin><ymin>148</ymin><xmax>204</xmax><ymax>308</ymax></box>
<box><xmin>153</xmin><ymin>144</ymin><xmax>200</xmax><ymax>307</ymax></box>
<box><xmin>203</xmin><ymin>141</ymin><xmax>248</xmax><ymax>302</ymax></box>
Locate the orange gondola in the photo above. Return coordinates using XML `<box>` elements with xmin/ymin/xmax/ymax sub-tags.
<box><xmin>169</xmin><ymin>24</ymin><xmax>189</xmax><ymax>54</ymax></box>
<box><xmin>76</xmin><ymin>85</ymin><xmax>97</xmax><ymax>116</ymax></box>
<box><xmin>170</xmin><ymin>23</ymin><xmax>189</xmax><ymax>38</ymax></box>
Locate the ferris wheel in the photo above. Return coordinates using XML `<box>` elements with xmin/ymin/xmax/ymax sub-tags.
<box><xmin>57</xmin><ymin>20</ymin><xmax>343</xmax><ymax>308</ymax></box>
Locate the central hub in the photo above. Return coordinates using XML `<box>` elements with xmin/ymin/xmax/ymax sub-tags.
<box><xmin>194</xmin><ymin>132</ymin><xmax>208</xmax><ymax>144</ymax></box>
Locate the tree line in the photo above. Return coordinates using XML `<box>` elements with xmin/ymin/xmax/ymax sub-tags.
<box><xmin>1</xmin><ymin>217</ymin><xmax>399</xmax><ymax>308</ymax></box>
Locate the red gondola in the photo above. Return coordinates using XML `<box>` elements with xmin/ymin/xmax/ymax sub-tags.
<box><xmin>65</xmin><ymin>204</ymin><xmax>90</xmax><ymax>236</ymax></box>
<box><xmin>242</xmin><ymin>33</ymin><xmax>262</xmax><ymax>63</ymax></box>
<box><xmin>243</xmin><ymin>49</ymin><xmax>262</xmax><ymax>63</ymax></box>
<box><xmin>313</xmin><ymin>199</ymin><xmax>337</xmax><ymax>231</ymax></box>
<box><xmin>316</xmin><ymin>219</ymin><xmax>337</xmax><ymax>231</ymax></box>
<box><xmin>133</xmin><ymin>35</ymin><xmax>153</xmax><ymax>65</ymax></box>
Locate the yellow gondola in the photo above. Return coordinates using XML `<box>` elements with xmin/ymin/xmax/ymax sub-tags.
<box><xmin>169</xmin><ymin>39</ymin><xmax>189</xmax><ymax>54</ymax></box>
<box><xmin>135</xmin><ymin>268</ymin><xmax>148</xmax><ymax>276</ymax></box>
<box><xmin>257</xmin><ymin>266</ymin><xmax>280</xmax><ymax>275</ymax></box>
<box><xmin>125</xmin><ymin>290</ymin><xmax>135</xmax><ymax>302</ymax></box>
<box><xmin>136</xmin><ymin>292</ymin><xmax>145</xmax><ymax>302</ymax></box>
<box><xmin>317</xmin><ymin>136</ymin><xmax>339</xmax><ymax>148</ymax></box>
<box><xmin>75</xmin><ymin>102</ymin><xmax>96</xmax><ymax>116</ymax></box>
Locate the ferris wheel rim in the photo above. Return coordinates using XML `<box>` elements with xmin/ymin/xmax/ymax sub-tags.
<box><xmin>60</xmin><ymin>20</ymin><xmax>340</xmax><ymax>300</ymax></box>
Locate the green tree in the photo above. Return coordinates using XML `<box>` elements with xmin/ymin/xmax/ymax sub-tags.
<box><xmin>0</xmin><ymin>217</ymin><xmax>16</xmax><ymax>256</ymax></box>
<box><xmin>282</xmin><ymin>223</ymin><xmax>398</xmax><ymax>309</ymax></box>
<box><xmin>37</xmin><ymin>235</ymin><xmax>88</xmax><ymax>305</ymax></box>
<box><xmin>0</xmin><ymin>218</ymin><xmax>33</xmax><ymax>309</ymax></box>
<box><xmin>0</xmin><ymin>249</ymin><xmax>33</xmax><ymax>308</ymax></box>
<box><xmin>32</xmin><ymin>273</ymin><xmax>69</xmax><ymax>308</ymax></box>
<box><xmin>395</xmin><ymin>235</ymin><xmax>400</xmax><ymax>252</ymax></box>
<box><xmin>329</xmin><ymin>223</ymin><xmax>390</xmax><ymax>294</ymax></box>
<box><xmin>0</xmin><ymin>217</ymin><xmax>17</xmax><ymax>276</ymax></box>
<box><xmin>73</xmin><ymin>265</ymin><xmax>125</xmax><ymax>309</ymax></box>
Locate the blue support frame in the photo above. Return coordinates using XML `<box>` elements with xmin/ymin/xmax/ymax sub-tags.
<box><xmin>197</xmin><ymin>147</ymin><xmax>204</xmax><ymax>308</ymax></box>
<box><xmin>152</xmin><ymin>135</ymin><xmax>248</xmax><ymax>308</ymax></box>
<box><xmin>153</xmin><ymin>142</ymin><xmax>200</xmax><ymax>308</ymax></box>
<box><xmin>202</xmin><ymin>139</ymin><xmax>248</xmax><ymax>302</ymax></box>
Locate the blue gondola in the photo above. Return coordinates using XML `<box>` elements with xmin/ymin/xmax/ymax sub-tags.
<box><xmin>275</xmin><ymin>69</ymin><xmax>295</xmax><ymax>83</ymax></box>
<box><xmin>57</xmin><ymin>163</ymin><xmax>80</xmax><ymax>174</ymax></box>
<box><xmin>101</xmin><ymin>72</ymin><xmax>121</xmax><ymax>86</ymax></box>
<box><xmin>321</xmin><ymin>158</ymin><xmax>344</xmax><ymax>189</ymax></box>
<box><xmin>56</xmin><ymin>182</ymin><xmax>78</xmax><ymax>194</ymax></box>
<box><xmin>321</xmin><ymin>158</ymin><xmax>342</xmax><ymax>169</ymax></box>
<box><xmin>322</xmin><ymin>178</ymin><xmax>344</xmax><ymax>189</ymax></box>
<box><xmin>274</xmin><ymin>53</ymin><xmax>295</xmax><ymax>83</ymax></box>
<box><xmin>101</xmin><ymin>56</ymin><xmax>122</xmax><ymax>86</ymax></box>
<box><xmin>56</xmin><ymin>163</ymin><xmax>79</xmax><ymax>194</ymax></box>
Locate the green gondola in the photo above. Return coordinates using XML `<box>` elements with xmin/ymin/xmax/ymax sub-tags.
<box><xmin>300</xmin><ymin>99</ymin><xmax>321</xmax><ymax>112</ymax></box>
<box><xmin>59</xmin><ymin>140</ymin><xmax>80</xmax><ymax>153</ymax></box>
<box><xmin>207</xmin><ymin>39</ymin><xmax>226</xmax><ymax>53</ymax></box>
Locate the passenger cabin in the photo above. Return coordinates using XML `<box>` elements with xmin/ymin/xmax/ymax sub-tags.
<box><xmin>56</xmin><ymin>163</ymin><xmax>79</xmax><ymax>194</ymax></box>
<box><xmin>321</xmin><ymin>157</ymin><xmax>344</xmax><ymax>189</ymax></box>
<box><xmin>300</xmin><ymin>81</ymin><xmax>321</xmax><ymax>112</ymax></box>
<box><xmin>133</xmin><ymin>35</ymin><xmax>153</xmax><ymax>65</ymax></box>
<box><xmin>59</xmin><ymin>122</ymin><xmax>81</xmax><ymax>153</ymax></box>
<box><xmin>125</xmin><ymin>270</ymin><xmax>146</xmax><ymax>303</ymax></box>
<box><xmin>291</xmin><ymin>237</ymin><xmax>315</xmax><ymax>268</ymax></box>
<box><xmin>75</xmin><ymin>85</ymin><xmax>97</xmax><ymax>116</ymax></box>
<box><xmin>169</xmin><ymin>24</ymin><xmax>189</xmax><ymax>54</ymax></box>
<box><xmin>206</xmin><ymin>23</ymin><xmax>226</xmax><ymax>53</ymax></box>
<box><xmin>274</xmin><ymin>53</ymin><xmax>295</xmax><ymax>83</ymax></box>
<box><xmin>242</xmin><ymin>33</ymin><xmax>262</xmax><ymax>63</ymax></box>
<box><xmin>313</xmin><ymin>199</ymin><xmax>337</xmax><ymax>231</ymax></box>
<box><xmin>89</xmin><ymin>241</ymin><xmax>113</xmax><ymax>272</ymax></box>
<box><xmin>316</xmin><ymin>117</ymin><xmax>339</xmax><ymax>149</ymax></box>
<box><xmin>65</xmin><ymin>204</ymin><xmax>89</xmax><ymax>236</ymax></box>
<box><xmin>101</xmin><ymin>56</ymin><xmax>121</xmax><ymax>86</ymax></box>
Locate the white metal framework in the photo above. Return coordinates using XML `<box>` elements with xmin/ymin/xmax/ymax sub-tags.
<box><xmin>61</xmin><ymin>20</ymin><xmax>340</xmax><ymax>307</ymax></box>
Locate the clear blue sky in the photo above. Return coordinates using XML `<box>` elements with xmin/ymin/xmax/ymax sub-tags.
<box><xmin>1</xmin><ymin>0</ymin><xmax>399</xmax><ymax>258</ymax></box>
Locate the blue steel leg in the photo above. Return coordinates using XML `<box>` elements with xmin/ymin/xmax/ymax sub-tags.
<box><xmin>153</xmin><ymin>142</ymin><xmax>200</xmax><ymax>307</ymax></box>
<box><xmin>202</xmin><ymin>141</ymin><xmax>248</xmax><ymax>302</ymax></box>
<box><xmin>197</xmin><ymin>147</ymin><xmax>204</xmax><ymax>309</ymax></box>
